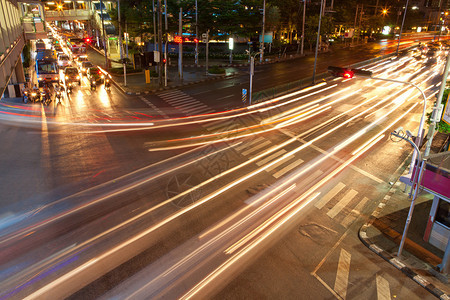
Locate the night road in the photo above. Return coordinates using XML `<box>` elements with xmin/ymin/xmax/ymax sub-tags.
<box><xmin>0</xmin><ymin>43</ymin><xmax>444</xmax><ymax>299</ymax></box>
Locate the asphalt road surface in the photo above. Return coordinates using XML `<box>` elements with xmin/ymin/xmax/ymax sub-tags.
<box><xmin>0</xmin><ymin>40</ymin><xmax>444</xmax><ymax>299</ymax></box>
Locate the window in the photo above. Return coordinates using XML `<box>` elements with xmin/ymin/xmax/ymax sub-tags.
<box><xmin>435</xmin><ymin>199</ymin><xmax>450</xmax><ymax>228</ymax></box>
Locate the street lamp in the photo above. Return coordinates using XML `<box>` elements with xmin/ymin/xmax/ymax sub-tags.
<box><xmin>396</xmin><ymin>0</ymin><xmax>410</xmax><ymax>56</ymax></box>
<box><xmin>247</xmin><ymin>50</ymin><xmax>262</xmax><ymax>105</ymax></box>
<box><xmin>327</xmin><ymin>66</ymin><xmax>427</xmax><ymax>176</ymax></box>
<box><xmin>391</xmin><ymin>129</ymin><xmax>427</xmax><ymax>257</ymax></box>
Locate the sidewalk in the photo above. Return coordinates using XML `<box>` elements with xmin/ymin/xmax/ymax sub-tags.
<box><xmin>359</xmin><ymin>164</ymin><xmax>450</xmax><ymax>298</ymax></box>
<box><xmin>86</xmin><ymin>44</ymin><xmax>320</xmax><ymax>95</ymax></box>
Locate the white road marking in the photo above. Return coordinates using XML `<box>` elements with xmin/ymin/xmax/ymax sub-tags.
<box><xmin>376</xmin><ymin>274</ymin><xmax>391</xmax><ymax>300</ymax></box>
<box><xmin>334</xmin><ymin>248</ymin><xmax>351</xmax><ymax>299</ymax></box>
<box><xmin>255</xmin><ymin>149</ymin><xmax>287</xmax><ymax>166</ymax></box>
<box><xmin>235</xmin><ymin>137</ymin><xmax>265</xmax><ymax>151</ymax></box>
<box><xmin>327</xmin><ymin>189</ymin><xmax>358</xmax><ymax>219</ymax></box>
<box><xmin>138</xmin><ymin>96</ymin><xmax>169</xmax><ymax>119</ymax></box>
<box><xmin>241</xmin><ymin>140</ymin><xmax>271</xmax><ymax>156</ymax></box>
<box><xmin>340</xmin><ymin>196</ymin><xmax>370</xmax><ymax>228</ymax></box>
<box><xmin>265</xmin><ymin>155</ymin><xmax>294</xmax><ymax>172</ymax></box>
<box><xmin>315</xmin><ymin>182</ymin><xmax>346</xmax><ymax>209</ymax></box>
<box><xmin>273</xmin><ymin>159</ymin><xmax>304</xmax><ymax>179</ymax></box>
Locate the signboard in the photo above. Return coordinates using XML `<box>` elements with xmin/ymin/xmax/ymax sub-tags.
<box><xmin>443</xmin><ymin>93</ymin><xmax>450</xmax><ymax>125</ymax></box>
<box><xmin>229</xmin><ymin>38</ymin><xmax>234</xmax><ymax>50</ymax></box>
<box><xmin>259</xmin><ymin>32</ymin><xmax>273</xmax><ymax>43</ymax></box>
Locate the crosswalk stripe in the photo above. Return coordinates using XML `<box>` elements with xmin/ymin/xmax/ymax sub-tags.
<box><xmin>256</xmin><ymin>150</ymin><xmax>287</xmax><ymax>166</ymax></box>
<box><xmin>241</xmin><ymin>140</ymin><xmax>271</xmax><ymax>156</ymax></box>
<box><xmin>273</xmin><ymin>159</ymin><xmax>304</xmax><ymax>179</ymax></box>
<box><xmin>179</xmin><ymin>103</ymin><xmax>206</xmax><ymax>110</ymax></box>
<box><xmin>315</xmin><ymin>182</ymin><xmax>346</xmax><ymax>210</ymax></box>
<box><xmin>167</xmin><ymin>97</ymin><xmax>197</xmax><ymax>104</ymax></box>
<box><xmin>158</xmin><ymin>90</ymin><xmax>180</xmax><ymax>96</ymax></box>
<box><xmin>85</xmin><ymin>90</ymin><xmax>91</xmax><ymax>96</ymax></box>
<box><xmin>235</xmin><ymin>137</ymin><xmax>265</xmax><ymax>151</ymax></box>
<box><xmin>204</xmin><ymin>121</ymin><xmax>232</xmax><ymax>131</ymax></box>
<box><xmin>265</xmin><ymin>155</ymin><xmax>295</xmax><ymax>172</ymax></box>
<box><xmin>327</xmin><ymin>189</ymin><xmax>358</xmax><ymax>219</ymax></box>
<box><xmin>185</xmin><ymin>106</ymin><xmax>210</xmax><ymax>114</ymax></box>
<box><xmin>334</xmin><ymin>248</ymin><xmax>351</xmax><ymax>299</ymax></box>
<box><xmin>376</xmin><ymin>274</ymin><xmax>391</xmax><ymax>300</ymax></box>
<box><xmin>340</xmin><ymin>197</ymin><xmax>370</xmax><ymax>228</ymax></box>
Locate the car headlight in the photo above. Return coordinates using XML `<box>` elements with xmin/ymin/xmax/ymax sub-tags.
<box><xmin>101</xmin><ymin>75</ymin><xmax>105</xmax><ymax>78</ymax></box>
<box><xmin>76</xmin><ymin>75</ymin><xmax>80</xmax><ymax>79</ymax></box>
<box><xmin>31</xmin><ymin>93</ymin><xmax>37</xmax><ymax>97</ymax></box>
<box><xmin>65</xmin><ymin>75</ymin><xmax>68</xmax><ymax>79</ymax></box>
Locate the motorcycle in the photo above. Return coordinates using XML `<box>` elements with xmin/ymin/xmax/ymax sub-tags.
<box><xmin>22</xmin><ymin>89</ymin><xmax>29</xmax><ymax>103</ymax></box>
<box><xmin>55</xmin><ymin>89</ymin><xmax>62</xmax><ymax>103</ymax></box>
<box><xmin>40</xmin><ymin>91</ymin><xmax>51</xmax><ymax>105</ymax></box>
<box><xmin>90</xmin><ymin>79</ymin><xmax>97</xmax><ymax>91</ymax></box>
<box><xmin>67</xmin><ymin>82</ymin><xmax>73</xmax><ymax>95</ymax></box>
<box><xmin>29</xmin><ymin>90</ymin><xmax>40</xmax><ymax>102</ymax></box>
<box><xmin>104</xmin><ymin>78</ymin><xmax>111</xmax><ymax>91</ymax></box>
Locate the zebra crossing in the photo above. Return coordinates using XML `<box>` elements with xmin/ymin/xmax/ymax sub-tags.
<box><xmin>332</xmin><ymin>248</ymin><xmax>392</xmax><ymax>300</ymax></box>
<box><xmin>156</xmin><ymin>90</ymin><xmax>215</xmax><ymax>115</ymax></box>
<box><xmin>315</xmin><ymin>182</ymin><xmax>370</xmax><ymax>228</ymax></box>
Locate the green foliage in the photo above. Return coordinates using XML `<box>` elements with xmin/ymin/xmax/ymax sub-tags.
<box><xmin>208</xmin><ymin>65</ymin><xmax>225</xmax><ymax>74</ymax></box>
<box><xmin>22</xmin><ymin>42</ymin><xmax>31</xmax><ymax>68</ymax></box>
<box><xmin>109</xmin><ymin>67</ymin><xmax>142</xmax><ymax>74</ymax></box>
<box><xmin>427</xmin><ymin>89</ymin><xmax>450</xmax><ymax>134</ymax></box>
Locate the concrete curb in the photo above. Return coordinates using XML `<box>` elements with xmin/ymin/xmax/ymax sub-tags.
<box><xmin>112</xmin><ymin>72</ymin><xmax>240</xmax><ymax>95</ymax></box>
<box><xmin>358</xmin><ymin>178</ymin><xmax>450</xmax><ymax>300</ymax></box>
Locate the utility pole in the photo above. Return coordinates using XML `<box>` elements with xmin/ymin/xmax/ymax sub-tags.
<box><xmin>260</xmin><ymin>0</ymin><xmax>266</xmax><ymax>63</ymax></box>
<box><xmin>158</xmin><ymin>0</ymin><xmax>163</xmax><ymax>86</ymax></box>
<box><xmin>179</xmin><ymin>8</ymin><xmax>183</xmax><ymax>79</ymax></box>
<box><xmin>352</xmin><ymin>4</ymin><xmax>359</xmax><ymax>46</ymax></box>
<box><xmin>99</xmin><ymin>0</ymin><xmax>108</xmax><ymax>69</ymax></box>
<box><xmin>301</xmin><ymin>0</ymin><xmax>306</xmax><ymax>55</ymax></box>
<box><xmin>396</xmin><ymin>0</ymin><xmax>409</xmax><ymax>56</ymax></box>
<box><xmin>424</xmin><ymin>53</ymin><xmax>450</xmax><ymax>156</ymax></box>
<box><xmin>195</xmin><ymin>0</ymin><xmax>199</xmax><ymax>66</ymax></box>
<box><xmin>205</xmin><ymin>29</ymin><xmax>209</xmax><ymax>75</ymax></box>
<box><xmin>125</xmin><ymin>22</ymin><xmax>129</xmax><ymax>59</ymax></box>
<box><xmin>153</xmin><ymin>0</ymin><xmax>157</xmax><ymax>52</ymax></box>
<box><xmin>312</xmin><ymin>0</ymin><xmax>325</xmax><ymax>84</ymax></box>
<box><xmin>118</xmin><ymin>0</ymin><xmax>126</xmax><ymax>86</ymax></box>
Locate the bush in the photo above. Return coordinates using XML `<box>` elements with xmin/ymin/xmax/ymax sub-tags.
<box><xmin>109</xmin><ymin>67</ymin><xmax>142</xmax><ymax>74</ymax></box>
<box><xmin>208</xmin><ymin>65</ymin><xmax>225</xmax><ymax>74</ymax></box>
<box><xmin>427</xmin><ymin>89</ymin><xmax>450</xmax><ymax>134</ymax></box>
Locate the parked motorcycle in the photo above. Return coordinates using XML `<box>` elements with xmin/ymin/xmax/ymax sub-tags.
<box><xmin>90</xmin><ymin>79</ymin><xmax>97</xmax><ymax>91</ymax></box>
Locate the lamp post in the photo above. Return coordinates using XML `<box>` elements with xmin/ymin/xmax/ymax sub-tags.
<box><xmin>391</xmin><ymin>130</ymin><xmax>426</xmax><ymax>257</ymax></box>
<box><xmin>248</xmin><ymin>51</ymin><xmax>262</xmax><ymax>106</ymax></box>
<box><xmin>328</xmin><ymin>66</ymin><xmax>428</xmax><ymax>176</ymax></box>
<box><xmin>312</xmin><ymin>0</ymin><xmax>325</xmax><ymax>84</ymax></box>
<box><xmin>260</xmin><ymin>0</ymin><xmax>266</xmax><ymax>63</ymax></box>
<box><xmin>396</xmin><ymin>0</ymin><xmax>410</xmax><ymax>56</ymax></box>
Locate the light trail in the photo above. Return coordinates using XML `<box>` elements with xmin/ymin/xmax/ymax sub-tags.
<box><xmin>181</xmin><ymin>130</ymin><xmax>383</xmax><ymax>300</ymax></box>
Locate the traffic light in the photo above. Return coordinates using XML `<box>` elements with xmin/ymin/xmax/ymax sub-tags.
<box><xmin>328</xmin><ymin>66</ymin><xmax>354</xmax><ymax>78</ymax></box>
<box><xmin>327</xmin><ymin>66</ymin><xmax>373</xmax><ymax>78</ymax></box>
<box><xmin>85</xmin><ymin>38</ymin><xmax>91</xmax><ymax>43</ymax></box>
<box><xmin>194</xmin><ymin>38</ymin><xmax>199</xmax><ymax>43</ymax></box>
<box><xmin>162</xmin><ymin>58</ymin><xmax>167</xmax><ymax>64</ymax></box>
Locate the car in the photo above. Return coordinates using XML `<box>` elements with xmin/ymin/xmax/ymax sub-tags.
<box><xmin>64</xmin><ymin>67</ymin><xmax>81</xmax><ymax>85</ymax></box>
<box><xmin>86</xmin><ymin>67</ymin><xmax>104</xmax><ymax>84</ymax></box>
<box><xmin>57</xmin><ymin>54</ymin><xmax>71</xmax><ymax>68</ymax></box>
<box><xmin>76</xmin><ymin>56</ymin><xmax>89</xmax><ymax>68</ymax></box>
<box><xmin>80</xmin><ymin>61</ymin><xmax>94</xmax><ymax>76</ymax></box>
<box><xmin>53</xmin><ymin>44</ymin><xmax>64</xmax><ymax>55</ymax></box>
